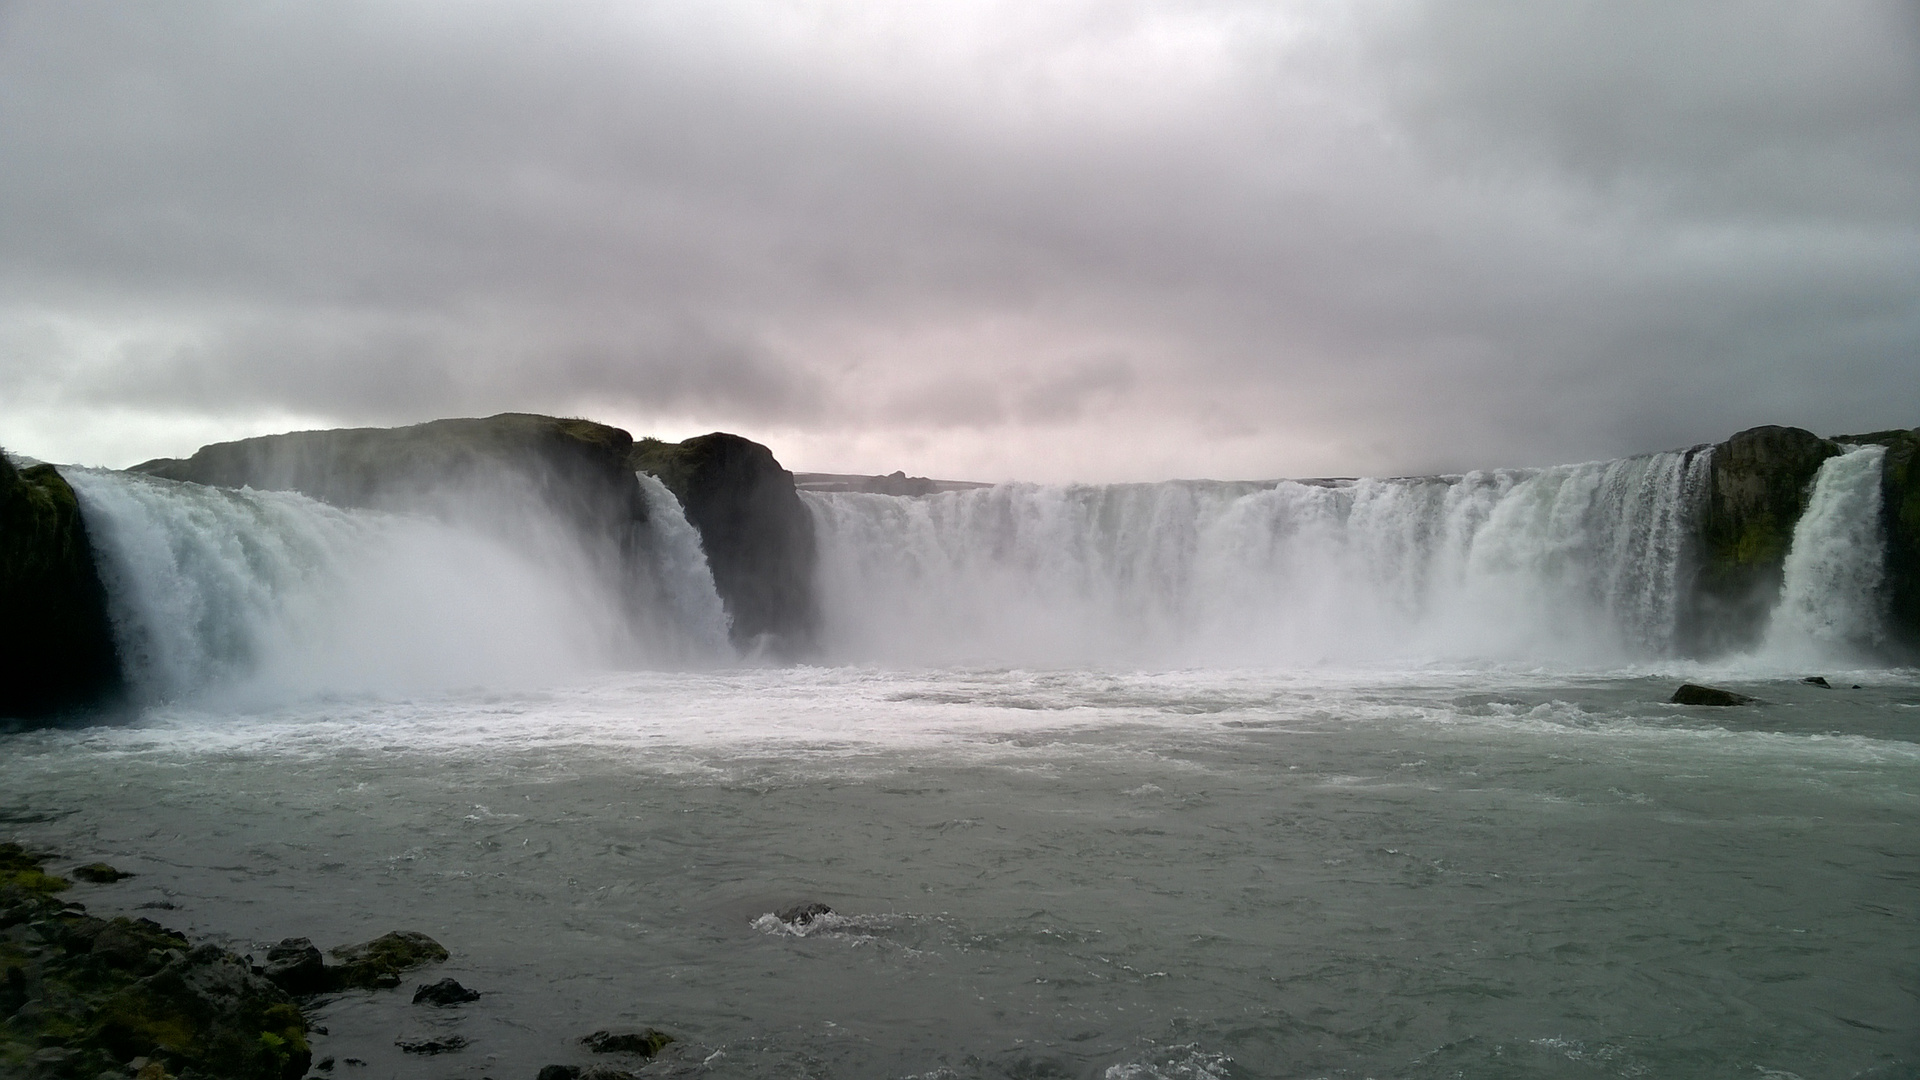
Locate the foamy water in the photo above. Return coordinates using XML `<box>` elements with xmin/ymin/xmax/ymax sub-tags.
<box><xmin>3</xmin><ymin>667</ymin><xmax>1916</xmax><ymax>1079</ymax></box>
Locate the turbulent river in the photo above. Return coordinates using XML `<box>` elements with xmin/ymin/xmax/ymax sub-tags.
<box><xmin>1</xmin><ymin>448</ymin><xmax>1915</xmax><ymax>1079</ymax></box>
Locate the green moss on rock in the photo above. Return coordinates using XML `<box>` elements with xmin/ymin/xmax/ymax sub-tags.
<box><xmin>0</xmin><ymin>844</ymin><xmax>309</xmax><ymax>1080</ymax></box>
<box><xmin>0</xmin><ymin>452</ymin><xmax>123</xmax><ymax>721</ymax></box>
<box><xmin>325</xmin><ymin>930</ymin><xmax>448</xmax><ymax>990</ymax></box>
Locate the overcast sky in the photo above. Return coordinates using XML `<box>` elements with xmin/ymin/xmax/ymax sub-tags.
<box><xmin>2</xmin><ymin>1</ymin><xmax>1915</xmax><ymax>481</ymax></box>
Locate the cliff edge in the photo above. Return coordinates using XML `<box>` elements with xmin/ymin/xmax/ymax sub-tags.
<box><xmin>0</xmin><ymin>452</ymin><xmax>122</xmax><ymax>720</ymax></box>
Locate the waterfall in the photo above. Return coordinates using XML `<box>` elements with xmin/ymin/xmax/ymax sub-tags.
<box><xmin>637</xmin><ymin>471</ymin><xmax>733</xmax><ymax>657</ymax></box>
<box><xmin>1762</xmin><ymin>445</ymin><xmax>1889</xmax><ymax>664</ymax></box>
<box><xmin>63</xmin><ymin>467</ymin><xmax>729</xmax><ymax>704</ymax></box>
<box><xmin>804</xmin><ymin>450</ymin><xmax>1713</xmax><ymax>668</ymax></box>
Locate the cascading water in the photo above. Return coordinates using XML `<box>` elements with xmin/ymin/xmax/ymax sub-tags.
<box><xmin>804</xmin><ymin>450</ymin><xmax>1714</xmax><ymax>667</ymax></box>
<box><xmin>1762</xmin><ymin>444</ymin><xmax>1889</xmax><ymax>664</ymax></box>
<box><xmin>637</xmin><ymin>471</ymin><xmax>732</xmax><ymax>657</ymax></box>
<box><xmin>63</xmin><ymin>467</ymin><xmax>732</xmax><ymax>703</ymax></box>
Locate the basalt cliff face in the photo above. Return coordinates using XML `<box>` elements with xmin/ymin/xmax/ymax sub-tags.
<box><xmin>0</xmin><ymin>453</ymin><xmax>122</xmax><ymax>720</ymax></box>
<box><xmin>1861</xmin><ymin>427</ymin><xmax>1920</xmax><ymax>653</ymax></box>
<box><xmin>631</xmin><ymin>433</ymin><xmax>819</xmax><ymax>657</ymax></box>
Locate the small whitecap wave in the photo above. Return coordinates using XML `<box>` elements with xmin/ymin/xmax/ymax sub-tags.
<box><xmin>749</xmin><ymin>910</ymin><xmax>903</xmax><ymax>939</ymax></box>
<box><xmin>1104</xmin><ymin>1043</ymin><xmax>1234</xmax><ymax>1080</ymax></box>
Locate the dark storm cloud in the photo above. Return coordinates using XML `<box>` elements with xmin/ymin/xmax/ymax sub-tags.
<box><xmin>1</xmin><ymin>0</ymin><xmax>1915</xmax><ymax>478</ymax></box>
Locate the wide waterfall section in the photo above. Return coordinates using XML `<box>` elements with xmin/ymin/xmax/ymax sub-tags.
<box><xmin>805</xmin><ymin>450</ymin><xmax>1714</xmax><ymax>668</ymax></box>
<box><xmin>1763</xmin><ymin>444</ymin><xmax>1890</xmax><ymax>664</ymax></box>
<box><xmin>62</xmin><ymin>467</ymin><xmax>712</xmax><ymax>704</ymax></box>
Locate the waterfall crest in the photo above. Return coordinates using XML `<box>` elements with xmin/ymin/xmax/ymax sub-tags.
<box><xmin>805</xmin><ymin>451</ymin><xmax>1714</xmax><ymax>668</ymax></box>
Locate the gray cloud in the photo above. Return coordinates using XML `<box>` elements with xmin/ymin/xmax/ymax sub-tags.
<box><xmin>1</xmin><ymin>0</ymin><xmax>1914</xmax><ymax>479</ymax></box>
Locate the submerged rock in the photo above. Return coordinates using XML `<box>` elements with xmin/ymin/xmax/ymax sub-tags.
<box><xmin>411</xmin><ymin>977</ymin><xmax>480</xmax><ymax>1006</ymax></box>
<box><xmin>71</xmin><ymin>863</ymin><xmax>132</xmax><ymax>883</ymax></box>
<box><xmin>581</xmin><ymin>1029</ymin><xmax>674</xmax><ymax>1056</ymax></box>
<box><xmin>395</xmin><ymin>1034</ymin><xmax>467</xmax><ymax>1055</ymax></box>
<box><xmin>1670</xmin><ymin>683</ymin><xmax>1757</xmax><ymax>706</ymax></box>
<box><xmin>773</xmin><ymin>902</ymin><xmax>833</xmax><ymax>926</ymax></box>
<box><xmin>538</xmin><ymin>1066</ymin><xmax>582</xmax><ymax>1080</ymax></box>
<box><xmin>0</xmin><ymin>451</ymin><xmax>123</xmax><ymax>722</ymax></box>
<box><xmin>326</xmin><ymin>931</ymin><xmax>448</xmax><ymax>990</ymax></box>
<box><xmin>1801</xmin><ymin>675</ymin><xmax>1832</xmax><ymax>688</ymax></box>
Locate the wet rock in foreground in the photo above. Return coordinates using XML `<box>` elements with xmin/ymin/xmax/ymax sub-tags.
<box><xmin>71</xmin><ymin>862</ymin><xmax>133</xmax><ymax>884</ymax></box>
<box><xmin>411</xmin><ymin>977</ymin><xmax>480</xmax><ymax>1006</ymax></box>
<box><xmin>261</xmin><ymin>937</ymin><xmax>327</xmax><ymax>996</ymax></box>
<box><xmin>395</xmin><ymin>1034</ymin><xmax>468</xmax><ymax>1055</ymax></box>
<box><xmin>326</xmin><ymin>930</ymin><xmax>448</xmax><ymax>989</ymax></box>
<box><xmin>774</xmin><ymin>902</ymin><xmax>833</xmax><ymax>926</ymax></box>
<box><xmin>0</xmin><ymin>842</ymin><xmax>310</xmax><ymax>1080</ymax></box>
<box><xmin>582</xmin><ymin>1028</ymin><xmax>674</xmax><ymax>1056</ymax></box>
<box><xmin>1670</xmin><ymin>683</ymin><xmax>1757</xmax><ymax>706</ymax></box>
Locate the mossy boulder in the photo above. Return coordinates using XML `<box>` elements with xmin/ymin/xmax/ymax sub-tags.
<box><xmin>324</xmin><ymin>931</ymin><xmax>447</xmax><ymax>990</ymax></box>
<box><xmin>0</xmin><ymin>452</ymin><xmax>123</xmax><ymax>722</ymax></box>
<box><xmin>631</xmin><ymin>433</ymin><xmax>819</xmax><ymax>657</ymax></box>
<box><xmin>0</xmin><ymin>844</ymin><xmax>308</xmax><ymax>1080</ymax></box>
<box><xmin>1682</xmin><ymin>425</ymin><xmax>1842</xmax><ymax>655</ymax></box>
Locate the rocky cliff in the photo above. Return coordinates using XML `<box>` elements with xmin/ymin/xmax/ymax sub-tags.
<box><xmin>132</xmin><ymin>414</ymin><xmax>647</xmax><ymax>542</ymax></box>
<box><xmin>0</xmin><ymin>452</ymin><xmax>121</xmax><ymax>721</ymax></box>
<box><xmin>1683</xmin><ymin>423</ymin><xmax>1920</xmax><ymax>658</ymax></box>
<box><xmin>1843</xmin><ymin>426</ymin><xmax>1920</xmax><ymax>655</ymax></box>
<box><xmin>1682</xmin><ymin>425</ymin><xmax>1843</xmax><ymax>654</ymax></box>
<box><xmin>632</xmin><ymin>433</ymin><xmax>819</xmax><ymax>657</ymax></box>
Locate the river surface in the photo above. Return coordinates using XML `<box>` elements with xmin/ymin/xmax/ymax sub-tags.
<box><xmin>4</xmin><ymin>665</ymin><xmax>1915</xmax><ymax>1080</ymax></box>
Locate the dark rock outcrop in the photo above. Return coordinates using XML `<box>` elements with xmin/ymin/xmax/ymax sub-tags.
<box><xmin>0</xmin><ymin>843</ymin><xmax>310</xmax><ymax>1080</ymax></box>
<box><xmin>261</xmin><ymin>937</ymin><xmax>327</xmax><ymax>996</ymax></box>
<box><xmin>631</xmin><ymin>433</ymin><xmax>819</xmax><ymax>656</ymax></box>
<box><xmin>395</xmin><ymin>1034</ymin><xmax>467</xmax><ymax>1054</ymax></box>
<box><xmin>1670</xmin><ymin>683</ymin><xmax>1757</xmax><ymax>706</ymax></box>
<box><xmin>71</xmin><ymin>863</ymin><xmax>132</xmax><ymax>884</ymax></box>
<box><xmin>0</xmin><ymin>452</ymin><xmax>122</xmax><ymax>721</ymax></box>
<box><xmin>1683</xmin><ymin>426</ymin><xmax>1842</xmax><ymax>655</ymax></box>
<box><xmin>773</xmin><ymin>902</ymin><xmax>833</xmax><ymax>926</ymax></box>
<box><xmin>325</xmin><ymin>931</ymin><xmax>448</xmax><ymax>990</ymax></box>
<box><xmin>411</xmin><ymin>977</ymin><xmax>479</xmax><ymax>1006</ymax></box>
<box><xmin>1865</xmin><ymin>428</ymin><xmax>1920</xmax><ymax>653</ymax></box>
